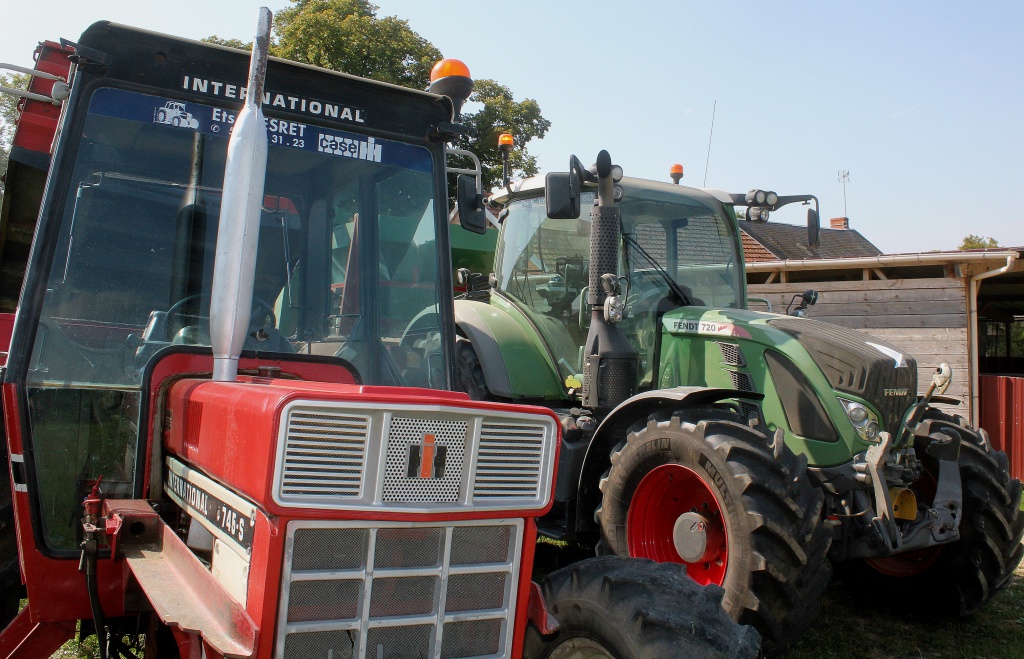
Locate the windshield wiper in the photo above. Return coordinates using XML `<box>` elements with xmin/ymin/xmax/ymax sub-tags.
<box><xmin>621</xmin><ymin>231</ymin><xmax>694</xmax><ymax>306</ymax></box>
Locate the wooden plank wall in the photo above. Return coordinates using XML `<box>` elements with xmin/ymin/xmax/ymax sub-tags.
<box><xmin>748</xmin><ymin>278</ymin><xmax>969</xmax><ymax>416</ymax></box>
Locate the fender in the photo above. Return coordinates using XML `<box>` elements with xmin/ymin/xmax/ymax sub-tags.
<box><xmin>454</xmin><ymin>300</ymin><xmax>566</xmax><ymax>400</ymax></box>
<box><xmin>570</xmin><ymin>387</ymin><xmax>764</xmax><ymax>536</ymax></box>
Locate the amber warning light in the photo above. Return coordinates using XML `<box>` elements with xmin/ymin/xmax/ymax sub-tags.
<box><xmin>499</xmin><ymin>133</ymin><xmax>515</xmax><ymax>187</ymax></box>
<box><xmin>428</xmin><ymin>58</ymin><xmax>473</xmax><ymax>120</ymax></box>
<box><xmin>670</xmin><ymin>163</ymin><xmax>684</xmax><ymax>184</ymax></box>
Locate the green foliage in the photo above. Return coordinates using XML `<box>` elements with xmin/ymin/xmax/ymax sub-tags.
<box><xmin>207</xmin><ymin>0</ymin><xmax>550</xmax><ymax>195</ymax></box>
<box><xmin>959</xmin><ymin>234</ymin><xmax>1000</xmax><ymax>250</ymax></box>
<box><xmin>272</xmin><ymin>0</ymin><xmax>441</xmax><ymax>88</ymax></box>
<box><xmin>458</xmin><ymin>79</ymin><xmax>551</xmax><ymax>190</ymax></box>
<box><xmin>0</xmin><ymin>72</ymin><xmax>30</xmax><ymax>199</ymax></box>
<box><xmin>201</xmin><ymin>36</ymin><xmax>252</xmax><ymax>50</ymax></box>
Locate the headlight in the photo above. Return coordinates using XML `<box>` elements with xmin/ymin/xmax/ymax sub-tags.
<box><xmin>839</xmin><ymin>398</ymin><xmax>881</xmax><ymax>442</ymax></box>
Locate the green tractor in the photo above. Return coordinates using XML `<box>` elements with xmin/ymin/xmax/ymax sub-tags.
<box><xmin>451</xmin><ymin>151</ymin><xmax>1024</xmax><ymax>652</ymax></box>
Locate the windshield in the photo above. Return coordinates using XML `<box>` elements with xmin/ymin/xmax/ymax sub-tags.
<box><xmin>495</xmin><ymin>184</ymin><xmax>742</xmax><ymax>382</ymax></box>
<box><xmin>24</xmin><ymin>87</ymin><xmax>445</xmax><ymax>550</ymax></box>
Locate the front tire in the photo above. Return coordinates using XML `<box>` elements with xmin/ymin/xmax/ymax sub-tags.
<box><xmin>523</xmin><ymin>556</ymin><xmax>761</xmax><ymax>659</ymax></box>
<box><xmin>595</xmin><ymin>406</ymin><xmax>832</xmax><ymax>653</ymax></box>
<box><xmin>837</xmin><ymin>410</ymin><xmax>1024</xmax><ymax>618</ymax></box>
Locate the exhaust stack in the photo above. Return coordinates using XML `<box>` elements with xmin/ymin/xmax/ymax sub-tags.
<box><xmin>581</xmin><ymin>151</ymin><xmax>639</xmax><ymax>410</ymax></box>
<box><xmin>210</xmin><ymin>7</ymin><xmax>272</xmax><ymax>381</ymax></box>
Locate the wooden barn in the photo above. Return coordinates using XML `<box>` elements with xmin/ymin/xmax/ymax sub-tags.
<box><xmin>745</xmin><ymin>248</ymin><xmax>1024</xmax><ymax>477</ymax></box>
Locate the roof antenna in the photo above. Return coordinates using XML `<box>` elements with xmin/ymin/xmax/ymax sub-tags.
<box><xmin>703</xmin><ymin>100</ymin><xmax>716</xmax><ymax>187</ymax></box>
<box><xmin>838</xmin><ymin>170</ymin><xmax>850</xmax><ymax>218</ymax></box>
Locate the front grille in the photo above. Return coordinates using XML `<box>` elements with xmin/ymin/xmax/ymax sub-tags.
<box><xmin>474</xmin><ymin>421</ymin><xmax>547</xmax><ymax>500</ymax></box>
<box><xmin>278</xmin><ymin>520</ymin><xmax>522</xmax><ymax>659</ymax></box>
<box><xmin>279</xmin><ymin>408</ymin><xmax>370</xmax><ymax>502</ymax></box>
<box><xmin>274</xmin><ymin>402</ymin><xmax>557</xmax><ymax>513</ymax></box>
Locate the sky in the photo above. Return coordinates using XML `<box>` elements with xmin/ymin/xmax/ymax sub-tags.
<box><xmin>2</xmin><ymin>1</ymin><xmax>1022</xmax><ymax>254</ymax></box>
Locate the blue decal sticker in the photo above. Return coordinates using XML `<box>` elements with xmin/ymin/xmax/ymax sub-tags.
<box><xmin>87</xmin><ymin>88</ymin><xmax>430</xmax><ymax>172</ymax></box>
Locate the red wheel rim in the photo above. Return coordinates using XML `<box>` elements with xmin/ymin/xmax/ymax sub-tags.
<box><xmin>865</xmin><ymin>547</ymin><xmax>942</xmax><ymax>577</ymax></box>
<box><xmin>626</xmin><ymin>463</ymin><xmax>728</xmax><ymax>586</ymax></box>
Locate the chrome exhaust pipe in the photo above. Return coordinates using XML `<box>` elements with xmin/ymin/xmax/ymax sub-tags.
<box><xmin>210</xmin><ymin>7</ymin><xmax>272</xmax><ymax>381</ymax></box>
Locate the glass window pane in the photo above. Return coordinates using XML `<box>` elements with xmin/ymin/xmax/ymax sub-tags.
<box><xmin>23</xmin><ymin>86</ymin><xmax>442</xmax><ymax>550</ymax></box>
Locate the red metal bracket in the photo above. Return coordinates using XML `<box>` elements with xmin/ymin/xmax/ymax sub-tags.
<box><xmin>526</xmin><ymin>581</ymin><xmax>560</xmax><ymax>636</ymax></box>
<box><xmin>0</xmin><ymin>607</ymin><xmax>76</xmax><ymax>658</ymax></box>
<box><xmin>103</xmin><ymin>500</ymin><xmax>257</xmax><ymax>658</ymax></box>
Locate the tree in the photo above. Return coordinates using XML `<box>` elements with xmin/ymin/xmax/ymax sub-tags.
<box><xmin>0</xmin><ymin>73</ymin><xmax>30</xmax><ymax>201</ymax></box>
<box><xmin>273</xmin><ymin>0</ymin><xmax>441</xmax><ymax>89</ymax></box>
<box><xmin>208</xmin><ymin>0</ymin><xmax>549</xmax><ymax>193</ymax></box>
<box><xmin>959</xmin><ymin>234</ymin><xmax>1000</xmax><ymax>250</ymax></box>
<box><xmin>458</xmin><ymin>80</ymin><xmax>551</xmax><ymax>191</ymax></box>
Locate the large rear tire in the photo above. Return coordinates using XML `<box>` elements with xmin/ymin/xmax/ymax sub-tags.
<box><xmin>523</xmin><ymin>556</ymin><xmax>761</xmax><ymax>659</ymax></box>
<box><xmin>595</xmin><ymin>406</ymin><xmax>832</xmax><ymax>654</ymax></box>
<box><xmin>837</xmin><ymin>410</ymin><xmax>1024</xmax><ymax>618</ymax></box>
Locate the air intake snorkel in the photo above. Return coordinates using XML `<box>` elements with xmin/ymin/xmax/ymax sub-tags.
<box><xmin>210</xmin><ymin>7</ymin><xmax>272</xmax><ymax>382</ymax></box>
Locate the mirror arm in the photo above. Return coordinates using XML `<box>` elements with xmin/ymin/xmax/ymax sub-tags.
<box><xmin>445</xmin><ymin>147</ymin><xmax>483</xmax><ymax>194</ymax></box>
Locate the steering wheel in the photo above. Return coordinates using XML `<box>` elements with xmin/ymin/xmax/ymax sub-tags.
<box><xmin>164</xmin><ymin>293</ymin><xmax>277</xmax><ymax>339</ymax></box>
<box><xmin>627</xmin><ymin>285</ymin><xmax>668</xmax><ymax>321</ymax></box>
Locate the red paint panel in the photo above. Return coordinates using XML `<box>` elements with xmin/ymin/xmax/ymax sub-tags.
<box><xmin>0</xmin><ymin>607</ymin><xmax>76</xmax><ymax>658</ymax></box>
<box><xmin>0</xmin><ymin>313</ymin><xmax>14</xmax><ymax>365</ymax></box>
<box><xmin>141</xmin><ymin>352</ymin><xmax>359</xmax><ymax>496</ymax></box>
<box><xmin>11</xmin><ymin>41</ymin><xmax>73</xmax><ymax>156</ymax></box>
<box><xmin>980</xmin><ymin>375</ymin><xmax>1024</xmax><ymax>480</ymax></box>
<box><xmin>12</xmin><ymin>488</ymin><xmax>129</xmax><ymax>622</ymax></box>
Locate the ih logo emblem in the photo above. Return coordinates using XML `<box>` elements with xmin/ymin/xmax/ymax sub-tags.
<box><xmin>407</xmin><ymin>433</ymin><xmax>447</xmax><ymax>479</ymax></box>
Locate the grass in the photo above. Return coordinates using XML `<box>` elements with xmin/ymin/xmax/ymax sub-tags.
<box><xmin>785</xmin><ymin>558</ymin><xmax>1024</xmax><ymax>658</ymax></box>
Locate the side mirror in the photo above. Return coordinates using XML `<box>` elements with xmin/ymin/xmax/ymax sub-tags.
<box><xmin>457</xmin><ymin>174</ymin><xmax>487</xmax><ymax>235</ymax></box>
<box><xmin>787</xmin><ymin>289</ymin><xmax>818</xmax><ymax>317</ymax></box>
<box><xmin>807</xmin><ymin>207</ymin><xmax>820</xmax><ymax>248</ymax></box>
<box><xmin>545</xmin><ymin>171</ymin><xmax>581</xmax><ymax>219</ymax></box>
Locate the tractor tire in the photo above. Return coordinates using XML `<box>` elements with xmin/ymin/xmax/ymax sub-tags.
<box><xmin>836</xmin><ymin>409</ymin><xmax>1024</xmax><ymax>618</ymax></box>
<box><xmin>595</xmin><ymin>406</ymin><xmax>832</xmax><ymax>654</ymax></box>
<box><xmin>522</xmin><ymin>556</ymin><xmax>761</xmax><ymax>659</ymax></box>
<box><xmin>455</xmin><ymin>340</ymin><xmax>494</xmax><ymax>401</ymax></box>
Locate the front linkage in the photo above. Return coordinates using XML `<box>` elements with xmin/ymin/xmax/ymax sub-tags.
<box><xmin>819</xmin><ymin>365</ymin><xmax>1023</xmax><ymax>617</ymax></box>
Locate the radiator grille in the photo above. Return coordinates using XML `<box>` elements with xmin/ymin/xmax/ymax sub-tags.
<box><xmin>280</xmin><ymin>409</ymin><xmax>370</xmax><ymax>502</ymax></box>
<box><xmin>473</xmin><ymin>421</ymin><xmax>546</xmax><ymax>500</ymax></box>
<box><xmin>274</xmin><ymin>401</ymin><xmax>557</xmax><ymax>512</ymax></box>
<box><xmin>278</xmin><ymin>520</ymin><xmax>521</xmax><ymax>659</ymax></box>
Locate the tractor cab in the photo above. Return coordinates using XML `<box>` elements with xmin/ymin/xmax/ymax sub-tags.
<box><xmin>491</xmin><ymin>178</ymin><xmax>746</xmax><ymax>388</ymax></box>
<box><xmin>7</xmin><ymin>29</ymin><xmax>458</xmax><ymax>557</ymax></box>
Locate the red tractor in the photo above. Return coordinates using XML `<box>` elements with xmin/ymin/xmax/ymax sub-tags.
<box><xmin>0</xmin><ymin>10</ymin><xmax>759</xmax><ymax>658</ymax></box>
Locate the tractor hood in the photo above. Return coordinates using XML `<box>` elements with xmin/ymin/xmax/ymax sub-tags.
<box><xmin>661</xmin><ymin>307</ymin><xmax>918</xmax><ymax>439</ymax></box>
